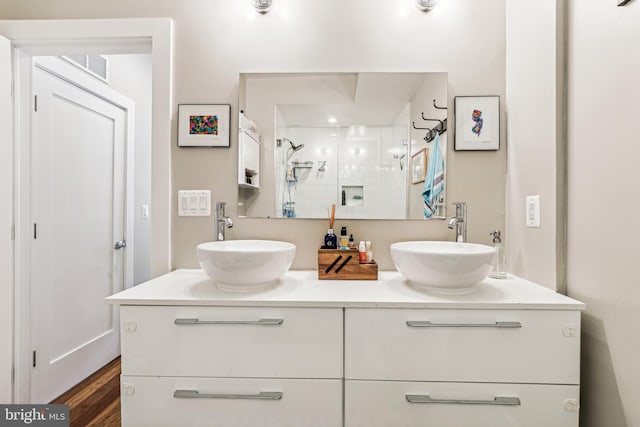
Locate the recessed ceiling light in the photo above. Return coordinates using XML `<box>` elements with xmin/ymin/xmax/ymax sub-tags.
<box><xmin>328</xmin><ymin>117</ymin><xmax>337</xmax><ymax>124</ymax></box>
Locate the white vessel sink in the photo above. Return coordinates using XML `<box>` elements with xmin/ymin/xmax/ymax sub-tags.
<box><xmin>390</xmin><ymin>241</ymin><xmax>496</xmax><ymax>293</ymax></box>
<box><xmin>197</xmin><ymin>240</ymin><xmax>296</xmax><ymax>291</ymax></box>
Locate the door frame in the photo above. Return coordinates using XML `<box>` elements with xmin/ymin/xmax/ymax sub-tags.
<box><xmin>0</xmin><ymin>18</ymin><xmax>173</xmax><ymax>404</ymax></box>
<box><xmin>0</xmin><ymin>34</ymin><xmax>14</xmax><ymax>405</ymax></box>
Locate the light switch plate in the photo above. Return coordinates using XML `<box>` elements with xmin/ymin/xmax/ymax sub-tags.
<box><xmin>178</xmin><ymin>190</ymin><xmax>211</xmax><ymax>216</ymax></box>
<box><xmin>526</xmin><ymin>195</ymin><xmax>541</xmax><ymax>227</ymax></box>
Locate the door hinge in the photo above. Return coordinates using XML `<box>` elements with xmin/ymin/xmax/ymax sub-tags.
<box><xmin>32</xmin><ymin>351</ymin><xmax>36</xmax><ymax>368</ymax></box>
<box><xmin>34</xmin><ymin>94</ymin><xmax>38</xmax><ymax>112</ymax></box>
<box><xmin>11</xmin><ymin>365</ymin><xmax>15</xmax><ymax>384</ymax></box>
<box><xmin>11</xmin><ymin>225</ymin><xmax>15</xmax><ymax>241</ymax></box>
<box><xmin>33</xmin><ymin>223</ymin><xmax>37</xmax><ymax>239</ymax></box>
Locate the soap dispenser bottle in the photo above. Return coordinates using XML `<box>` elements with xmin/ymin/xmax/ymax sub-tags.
<box><xmin>489</xmin><ymin>229</ymin><xmax>506</xmax><ymax>279</ymax></box>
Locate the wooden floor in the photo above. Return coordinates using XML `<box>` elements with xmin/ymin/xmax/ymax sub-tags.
<box><xmin>51</xmin><ymin>357</ymin><xmax>121</xmax><ymax>427</ymax></box>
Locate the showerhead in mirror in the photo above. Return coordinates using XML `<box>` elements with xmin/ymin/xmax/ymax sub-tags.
<box><xmin>283</xmin><ymin>138</ymin><xmax>304</xmax><ymax>152</ymax></box>
<box><xmin>281</xmin><ymin>138</ymin><xmax>304</xmax><ymax>160</ymax></box>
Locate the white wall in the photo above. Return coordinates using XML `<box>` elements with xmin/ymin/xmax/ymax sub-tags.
<box><xmin>0</xmin><ymin>34</ymin><xmax>14</xmax><ymax>404</ymax></box>
<box><xmin>105</xmin><ymin>53</ymin><xmax>153</xmax><ymax>285</ymax></box>
<box><xmin>0</xmin><ymin>1</ymin><xmax>506</xmax><ymax>271</ymax></box>
<box><xmin>566</xmin><ymin>1</ymin><xmax>640</xmax><ymax>425</ymax></box>
<box><xmin>505</xmin><ymin>0</ymin><xmax>565</xmax><ymax>290</ymax></box>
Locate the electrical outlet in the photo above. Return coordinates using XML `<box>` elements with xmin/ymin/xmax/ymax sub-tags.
<box><xmin>526</xmin><ymin>195</ymin><xmax>540</xmax><ymax>228</ymax></box>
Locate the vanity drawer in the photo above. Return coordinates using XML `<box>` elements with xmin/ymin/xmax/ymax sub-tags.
<box><xmin>121</xmin><ymin>376</ymin><xmax>342</xmax><ymax>427</ymax></box>
<box><xmin>345</xmin><ymin>308</ymin><xmax>580</xmax><ymax>384</ymax></box>
<box><xmin>345</xmin><ymin>380</ymin><xmax>579</xmax><ymax>427</ymax></box>
<box><xmin>120</xmin><ymin>306</ymin><xmax>343</xmax><ymax>378</ymax></box>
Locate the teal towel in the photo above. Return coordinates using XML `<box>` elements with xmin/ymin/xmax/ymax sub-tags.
<box><xmin>421</xmin><ymin>133</ymin><xmax>445</xmax><ymax>219</ymax></box>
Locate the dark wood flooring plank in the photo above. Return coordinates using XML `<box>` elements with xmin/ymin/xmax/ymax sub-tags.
<box><xmin>52</xmin><ymin>356</ymin><xmax>120</xmax><ymax>404</ymax></box>
<box><xmin>86</xmin><ymin>397</ymin><xmax>121</xmax><ymax>427</ymax></box>
<box><xmin>50</xmin><ymin>356</ymin><xmax>121</xmax><ymax>427</ymax></box>
<box><xmin>69</xmin><ymin>373</ymin><xmax>120</xmax><ymax>427</ymax></box>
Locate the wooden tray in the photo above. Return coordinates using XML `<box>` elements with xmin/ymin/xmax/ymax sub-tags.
<box><xmin>317</xmin><ymin>249</ymin><xmax>378</xmax><ymax>280</ymax></box>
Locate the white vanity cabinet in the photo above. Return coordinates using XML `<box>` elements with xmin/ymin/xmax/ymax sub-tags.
<box><xmin>108</xmin><ymin>270</ymin><xmax>584</xmax><ymax>427</ymax></box>
<box><xmin>119</xmin><ymin>305</ymin><xmax>343</xmax><ymax>427</ymax></box>
<box><xmin>344</xmin><ymin>308</ymin><xmax>581</xmax><ymax>427</ymax></box>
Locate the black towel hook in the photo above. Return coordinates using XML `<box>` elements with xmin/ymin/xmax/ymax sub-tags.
<box><xmin>421</xmin><ymin>113</ymin><xmax>444</xmax><ymax>127</ymax></box>
<box><xmin>433</xmin><ymin>99</ymin><xmax>447</xmax><ymax>110</ymax></box>
<box><xmin>412</xmin><ymin>121</ymin><xmax>432</xmax><ymax>131</ymax></box>
<box><xmin>417</xmin><ymin>114</ymin><xmax>448</xmax><ymax>137</ymax></box>
<box><xmin>412</xmin><ymin>122</ymin><xmax>436</xmax><ymax>143</ymax></box>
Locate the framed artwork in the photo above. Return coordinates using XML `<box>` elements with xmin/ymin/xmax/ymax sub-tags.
<box><xmin>411</xmin><ymin>148</ymin><xmax>427</xmax><ymax>184</ymax></box>
<box><xmin>454</xmin><ymin>96</ymin><xmax>500</xmax><ymax>151</ymax></box>
<box><xmin>178</xmin><ymin>104</ymin><xmax>231</xmax><ymax>147</ymax></box>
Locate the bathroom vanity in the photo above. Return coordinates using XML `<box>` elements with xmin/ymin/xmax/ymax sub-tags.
<box><xmin>107</xmin><ymin>270</ymin><xmax>584</xmax><ymax>427</ymax></box>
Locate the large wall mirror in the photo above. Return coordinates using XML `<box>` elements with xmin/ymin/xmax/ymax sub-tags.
<box><xmin>238</xmin><ymin>72</ymin><xmax>448</xmax><ymax>220</ymax></box>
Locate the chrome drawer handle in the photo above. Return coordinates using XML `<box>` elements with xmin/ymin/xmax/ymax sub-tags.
<box><xmin>406</xmin><ymin>394</ymin><xmax>521</xmax><ymax>406</ymax></box>
<box><xmin>406</xmin><ymin>320</ymin><xmax>521</xmax><ymax>328</ymax></box>
<box><xmin>174</xmin><ymin>318</ymin><xmax>284</xmax><ymax>326</ymax></box>
<box><xmin>174</xmin><ymin>390</ymin><xmax>283</xmax><ymax>400</ymax></box>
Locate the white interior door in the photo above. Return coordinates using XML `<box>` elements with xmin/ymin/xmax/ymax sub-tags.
<box><xmin>0</xmin><ymin>34</ymin><xmax>14</xmax><ymax>404</ymax></box>
<box><xmin>30</xmin><ymin>59</ymin><xmax>128</xmax><ymax>403</ymax></box>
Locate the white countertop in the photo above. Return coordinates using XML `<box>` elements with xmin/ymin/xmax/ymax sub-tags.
<box><xmin>106</xmin><ymin>269</ymin><xmax>585</xmax><ymax>310</ymax></box>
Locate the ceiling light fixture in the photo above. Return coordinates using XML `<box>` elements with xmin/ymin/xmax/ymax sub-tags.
<box><xmin>252</xmin><ymin>0</ymin><xmax>273</xmax><ymax>14</ymax></box>
<box><xmin>414</xmin><ymin>0</ymin><xmax>439</xmax><ymax>12</ymax></box>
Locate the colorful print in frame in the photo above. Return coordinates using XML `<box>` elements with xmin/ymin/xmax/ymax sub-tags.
<box><xmin>454</xmin><ymin>96</ymin><xmax>500</xmax><ymax>151</ymax></box>
<box><xmin>178</xmin><ymin>104</ymin><xmax>230</xmax><ymax>147</ymax></box>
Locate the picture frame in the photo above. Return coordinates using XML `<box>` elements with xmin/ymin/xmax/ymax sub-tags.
<box><xmin>178</xmin><ymin>104</ymin><xmax>231</xmax><ymax>147</ymax></box>
<box><xmin>411</xmin><ymin>148</ymin><xmax>427</xmax><ymax>184</ymax></box>
<box><xmin>454</xmin><ymin>96</ymin><xmax>500</xmax><ymax>151</ymax></box>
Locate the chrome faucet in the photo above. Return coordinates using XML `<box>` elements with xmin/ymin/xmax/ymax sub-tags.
<box><xmin>447</xmin><ymin>202</ymin><xmax>467</xmax><ymax>243</ymax></box>
<box><xmin>215</xmin><ymin>201</ymin><xmax>233</xmax><ymax>241</ymax></box>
